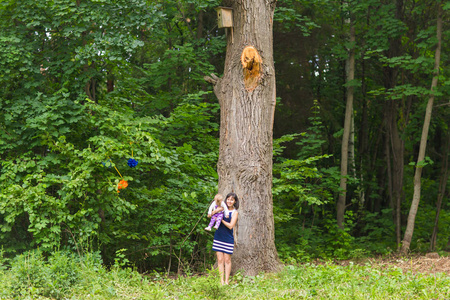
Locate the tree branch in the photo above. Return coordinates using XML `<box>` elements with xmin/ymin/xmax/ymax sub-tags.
<box><xmin>204</xmin><ymin>73</ymin><xmax>219</xmax><ymax>85</ymax></box>
<box><xmin>434</xmin><ymin>102</ymin><xmax>450</xmax><ymax>108</ymax></box>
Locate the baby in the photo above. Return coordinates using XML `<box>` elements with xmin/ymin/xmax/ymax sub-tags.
<box><xmin>205</xmin><ymin>194</ymin><xmax>227</xmax><ymax>231</ymax></box>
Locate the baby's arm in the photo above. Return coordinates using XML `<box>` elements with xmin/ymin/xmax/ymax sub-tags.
<box><xmin>208</xmin><ymin>201</ymin><xmax>226</xmax><ymax>216</ymax></box>
<box><xmin>207</xmin><ymin>201</ymin><xmax>215</xmax><ymax>218</ymax></box>
<box><xmin>210</xmin><ymin>205</ymin><xmax>224</xmax><ymax>216</ymax></box>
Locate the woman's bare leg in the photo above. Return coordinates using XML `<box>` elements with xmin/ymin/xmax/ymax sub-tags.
<box><xmin>224</xmin><ymin>253</ymin><xmax>232</xmax><ymax>284</ymax></box>
<box><xmin>216</xmin><ymin>252</ymin><xmax>225</xmax><ymax>285</ymax></box>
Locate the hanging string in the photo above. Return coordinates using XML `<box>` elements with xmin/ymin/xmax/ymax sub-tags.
<box><xmin>109</xmin><ymin>157</ymin><xmax>123</xmax><ymax>178</ymax></box>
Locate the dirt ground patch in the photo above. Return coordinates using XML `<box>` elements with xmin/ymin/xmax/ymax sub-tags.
<box><xmin>332</xmin><ymin>252</ymin><xmax>450</xmax><ymax>275</ymax></box>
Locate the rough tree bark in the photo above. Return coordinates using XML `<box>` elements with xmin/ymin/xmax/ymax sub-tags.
<box><xmin>205</xmin><ymin>0</ymin><xmax>281</xmax><ymax>275</ymax></box>
<box><xmin>402</xmin><ymin>2</ymin><xmax>442</xmax><ymax>253</ymax></box>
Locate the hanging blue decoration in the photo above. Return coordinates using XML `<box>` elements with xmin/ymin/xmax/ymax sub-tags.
<box><xmin>127</xmin><ymin>158</ymin><xmax>138</xmax><ymax>168</ymax></box>
<box><xmin>102</xmin><ymin>159</ymin><xmax>113</xmax><ymax>168</ymax></box>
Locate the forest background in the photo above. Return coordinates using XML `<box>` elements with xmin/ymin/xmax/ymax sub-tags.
<box><xmin>0</xmin><ymin>0</ymin><xmax>449</xmax><ymax>275</ymax></box>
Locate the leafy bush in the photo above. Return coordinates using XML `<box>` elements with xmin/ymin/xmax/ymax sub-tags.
<box><xmin>273</xmin><ymin>102</ymin><xmax>345</xmax><ymax>262</ymax></box>
<box><xmin>0</xmin><ymin>96</ymin><xmax>220</xmax><ymax>271</ymax></box>
<box><xmin>7</xmin><ymin>250</ymin><xmax>85</xmax><ymax>299</ymax></box>
<box><xmin>355</xmin><ymin>208</ymin><xmax>397</xmax><ymax>253</ymax></box>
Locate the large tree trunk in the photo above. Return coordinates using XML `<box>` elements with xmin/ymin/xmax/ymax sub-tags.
<box><xmin>337</xmin><ymin>21</ymin><xmax>355</xmax><ymax>229</ymax></box>
<box><xmin>401</xmin><ymin>2</ymin><xmax>442</xmax><ymax>253</ymax></box>
<box><xmin>205</xmin><ymin>0</ymin><xmax>280</xmax><ymax>275</ymax></box>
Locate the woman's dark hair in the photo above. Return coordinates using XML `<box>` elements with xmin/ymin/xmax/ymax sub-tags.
<box><xmin>226</xmin><ymin>192</ymin><xmax>239</xmax><ymax>209</ymax></box>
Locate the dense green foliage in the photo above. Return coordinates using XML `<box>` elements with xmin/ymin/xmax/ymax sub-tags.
<box><xmin>0</xmin><ymin>250</ymin><xmax>449</xmax><ymax>299</ymax></box>
<box><xmin>1</xmin><ymin>0</ymin><xmax>449</xmax><ymax>274</ymax></box>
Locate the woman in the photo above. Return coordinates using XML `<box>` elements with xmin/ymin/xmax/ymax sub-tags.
<box><xmin>212</xmin><ymin>192</ymin><xmax>239</xmax><ymax>285</ymax></box>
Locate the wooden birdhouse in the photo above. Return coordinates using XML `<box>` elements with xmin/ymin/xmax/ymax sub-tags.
<box><xmin>216</xmin><ymin>7</ymin><xmax>233</xmax><ymax>28</ymax></box>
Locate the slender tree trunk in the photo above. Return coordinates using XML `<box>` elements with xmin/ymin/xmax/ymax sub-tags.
<box><xmin>167</xmin><ymin>231</ymin><xmax>173</xmax><ymax>276</ymax></box>
<box><xmin>402</xmin><ymin>2</ymin><xmax>442</xmax><ymax>253</ymax></box>
<box><xmin>107</xmin><ymin>70</ymin><xmax>114</xmax><ymax>93</ymax></box>
<box><xmin>383</xmin><ymin>98</ymin><xmax>405</xmax><ymax>248</ymax></box>
<box><xmin>196</xmin><ymin>10</ymin><xmax>203</xmax><ymax>40</ymax></box>
<box><xmin>349</xmin><ymin>113</ymin><xmax>356</xmax><ymax>179</ymax></box>
<box><xmin>390</xmin><ymin>105</ymin><xmax>404</xmax><ymax>249</ymax></box>
<box><xmin>337</xmin><ymin>22</ymin><xmax>355</xmax><ymax>229</ymax></box>
<box><xmin>430</xmin><ymin>132</ymin><xmax>449</xmax><ymax>251</ymax></box>
<box><xmin>380</xmin><ymin>0</ymin><xmax>406</xmax><ymax>250</ymax></box>
<box><xmin>205</xmin><ymin>0</ymin><xmax>280</xmax><ymax>275</ymax></box>
<box><xmin>358</xmin><ymin>50</ymin><xmax>367</xmax><ymax>210</ymax></box>
<box><xmin>384</xmin><ymin>129</ymin><xmax>394</xmax><ymax>211</ymax></box>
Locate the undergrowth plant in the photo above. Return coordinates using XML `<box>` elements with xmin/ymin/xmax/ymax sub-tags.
<box><xmin>0</xmin><ymin>250</ymin><xmax>449</xmax><ymax>299</ymax></box>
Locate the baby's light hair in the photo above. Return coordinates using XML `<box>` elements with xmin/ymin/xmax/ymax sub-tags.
<box><xmin>214</xmin><ymin>194</ymin><xmax>223</xmax><ymax>205</ymax></box>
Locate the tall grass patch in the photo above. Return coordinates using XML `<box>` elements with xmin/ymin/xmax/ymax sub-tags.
<box><xmin>0</xmin><ymin>250</ymin><xmax>449</xmax><ymax>299</ymax></box>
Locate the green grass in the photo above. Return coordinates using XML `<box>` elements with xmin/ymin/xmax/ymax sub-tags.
<box><xmin>0</xmin><ymin>251</ymin><xmax>449</xmax><ymax>299</ymax></box>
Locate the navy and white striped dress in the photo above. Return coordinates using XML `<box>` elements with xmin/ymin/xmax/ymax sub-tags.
<box><xmin>212</xmin><ymin>209</ymin><xmax>236</xmax><ymax>254</ymax></box>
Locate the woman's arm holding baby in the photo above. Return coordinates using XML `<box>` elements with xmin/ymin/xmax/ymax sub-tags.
<box><xmin>221</xmin><ymin>211</ymin><xmax>238</xmax><ymax>230</ymax></box>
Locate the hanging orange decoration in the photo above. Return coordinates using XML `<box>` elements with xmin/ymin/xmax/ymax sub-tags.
<box><xmin>104</xmin><ymin>156</ymin><xmax>130</xmax><ymax>193</ymax></box>
<box><xmin>117</xmin><ymin>179</ymin><xmax>128</xmax><ymax>193</ymax></box>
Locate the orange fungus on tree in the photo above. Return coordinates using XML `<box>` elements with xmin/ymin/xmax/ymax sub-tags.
<box><xmin>241</xmin><ymin>46</ymin><xmax>262</xmax><ymax>91</ymax></box>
